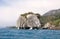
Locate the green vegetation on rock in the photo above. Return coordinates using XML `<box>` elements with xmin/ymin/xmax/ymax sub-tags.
<box><xmin>42</xmin><ymin>9</ymin><xmax>60</xmax><ymax>27</ymax></box>
<box><xmin>52</xmin><ymin>19</ymin><xmax>60</xmax><ymax>26</ymax></box>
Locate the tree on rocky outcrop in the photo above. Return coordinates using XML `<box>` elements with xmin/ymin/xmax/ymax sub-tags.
<box><xmin>21</xmin><ymin>12</ymin><xmax>34</xmax><ymax>18</ymax></box>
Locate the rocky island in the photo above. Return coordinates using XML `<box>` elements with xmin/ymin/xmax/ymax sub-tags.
<box><xmin>16</xmin><ymin>12</ymin><xmax>41</xmax><ymax>29</ymax></box>
<box><xmin>10</xmin><ymin>9</ymin><xmax>60</xmax><ymax>30</ymax></box>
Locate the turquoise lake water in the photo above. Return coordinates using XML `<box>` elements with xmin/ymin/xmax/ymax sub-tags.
<box><xmin>0</xmin><ymin>28</ymin><xmax>60</xmax><ymax>39</ymax></box>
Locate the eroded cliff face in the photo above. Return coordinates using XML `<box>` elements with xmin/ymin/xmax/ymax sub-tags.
<box><xmin>27</xmin><ymin>14</ymin><xmax>41</xmax><ymax>28</ymax></box>
<box><xmin>16</xmin><ymin>16</ymin><xmax>27</xmax><ymax>29</ymax></box>
<box><xmin>16</xmin><ymin>13</ymin><xmax>41</xmax><ymax>29</ymax></box>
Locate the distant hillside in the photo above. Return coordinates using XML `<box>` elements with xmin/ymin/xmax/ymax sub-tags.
<box><xmin>40</xmin><ymin>9</ymin><xmax>60</xmax><ymax>26</ymax></box>
<box><xmin>43</xmin><ymin>9</ymin><xmax>60</xmax><ymax>16</ymax></box>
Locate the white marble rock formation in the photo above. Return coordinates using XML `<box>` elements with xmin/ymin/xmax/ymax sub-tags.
<box><xmin>27</xmin><ymin>14</ymin><xmax>41</xmax><ymax>29</ymax></box>
<box><xmin>16</xmin><ymin>16</ymin><xmax>26</xmax><ymax>29</ymax></box>
<box><xmin>16</xmin><ymin>14</ymin><xmax>41</xmax><ymax>29</ymax></box>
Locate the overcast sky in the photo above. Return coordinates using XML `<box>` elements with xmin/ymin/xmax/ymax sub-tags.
<box><xmin>0</xmin><ymin>0</ymin><xmax>60</xmax><ymax>27</ymax></box>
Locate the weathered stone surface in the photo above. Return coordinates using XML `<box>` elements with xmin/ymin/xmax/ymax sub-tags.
<box><xmin>43</xmin><ymin>23</ymin><xmax>51</xmax><ymax>28</ymax></box>
<box><xmin>16</xmin><ymin>13</ymin><xmax>41</xmax><ymax>29</ymax></box>
<box><xmin>16</xmin><ymin>16</ymin><xmax>26</xmax><ymax>29</ymax></box>
<box><xmin>27</xmin><ymin>14</ymin><xmax>41</xmax><ymax>28</ymax></box>
<box><xmin>43</xmin><ymin>22</ymin><xmax>55</xmax><ymax>29</ymax></box>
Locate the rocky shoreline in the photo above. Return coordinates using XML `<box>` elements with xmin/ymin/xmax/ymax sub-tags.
<box><xmin>8</xmin><ymin>26</ymin><xmax>60</xmax><ymax>30</ymax></box>
<box><xmin>15</xmin><ymin>11</ymin><xmax>60</xmax><ymax>30</ymax></box>
<box><xmin>8</xmin><ymin>9</ymin><xmax>60</xmax><ymax>30</ymax></box>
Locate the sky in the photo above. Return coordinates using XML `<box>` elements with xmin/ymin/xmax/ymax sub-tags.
<box><xmin>0</xmin><ymin>0</ymin><xmax>60</xmax><ymax>27</ymax></box>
